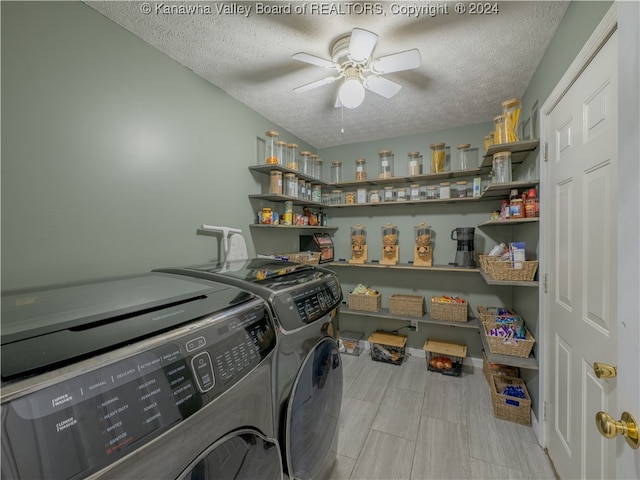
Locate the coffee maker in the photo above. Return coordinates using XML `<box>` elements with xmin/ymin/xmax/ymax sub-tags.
<box><xmin>451</xmin><ymin>227</ymin><xmax>475</xmax><ymax>267</ymax></box>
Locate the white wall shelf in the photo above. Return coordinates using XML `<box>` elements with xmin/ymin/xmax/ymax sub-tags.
<box><xmin>329</xmin><ymin>261</ymin><xmax>479</xmax><ymax>273</ymax></box>
<box><xmin>477</xmin><ymin>217</ymin><xmax>540</xmax><ymax>227</ymax></box>
<box><xmin>479</xmin><ymin>327</ymin><xmax>539</xmax><ymax>370</ymax></box>
<box><xmin>250</xmin><ymin>224</ymin><xmax>338</xmax><ymax>231</ymax></box>
<box><xmin>481</xmin><ymin>139</ymin><xmax>540</xmax><ymax>168</ymax></box>
<box><xmin>339</xmin><ymin>307</ymin><xmax>481</xmax><ymax>330</ymax></box>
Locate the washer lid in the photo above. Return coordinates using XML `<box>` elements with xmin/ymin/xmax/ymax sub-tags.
<box><xmin>1</xmin><ymin>273</ymin><xmax>253</xmax><ymax>381</ymax></box>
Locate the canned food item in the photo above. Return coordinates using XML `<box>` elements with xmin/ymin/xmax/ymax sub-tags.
<box><xmin>260</xmin><ymin>207</ymin><xmax>273</xmax><ymax>224</ymax></box>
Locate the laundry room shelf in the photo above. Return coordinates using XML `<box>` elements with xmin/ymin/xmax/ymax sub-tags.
<box><xmin>480</xmin><ymin>139</ymin><xmax>540</xmax><ymax>168</ymax></box>
<box><xmin>479</xmin><ymin>180</ymin><xmax>540</xmax><ymax>200</ymax></box>
<box><xmin>250</xmin><ymin>224</ymin><xmax>338</xmax><ymax>231</ymax></box>
<box><xmin>477</xmin><ymin>217</ymin><xmax>540</xmax><ymax>227</ymax></box>
<box><xmin>479</xmin><ymin>268</ymin><xmax>539</xmax><ymax>287</ymax></box>
<box><xmin>329</xmin><ymin>261</ymin><xmax>480</xmax><ymax>273</ymax></box>
<box><xmin>339</xmin><ymin>307</ymin><xmax>481</xmax><ymax>330</ymax></box>
<box><xmin>248</xmin><ymin>194</ymin><xmax>324</xmax><ymax>207</ymax></box>
<box><xmin>324</xmin><ymin>197</ymin><xmax>484</xmax><ymax>208</ymax></box>
<box><xmin>249</xmin><ymin>165</ymin><xmax>329</xmax><ymax>185</ymax></box>
<box><xmin>328</xmin><ymin>167</ymin><xmax>487</xmax><ymax>188</ymax></box>
<box><xmin>479</xmin><ymin>328</ymin><xmax>539</xmax><ymax>370</ymax></box>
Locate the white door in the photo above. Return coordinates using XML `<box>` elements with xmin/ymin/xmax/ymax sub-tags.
<box><xmin>545</xmin><ymin>30</ymin><xmax>619</xmax><ymax>479</ymax></box>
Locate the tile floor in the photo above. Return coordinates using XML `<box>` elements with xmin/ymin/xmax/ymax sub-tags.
<box><xmin>327</xmin><ymin>351</ymin><xmax>558</xmax><ymax>480</ymax></box>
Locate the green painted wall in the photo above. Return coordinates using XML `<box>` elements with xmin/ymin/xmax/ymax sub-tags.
<box><xmin>1</xmin><ymin>1</ymin><xmax>314</xmax><ymax>289</ymax></box>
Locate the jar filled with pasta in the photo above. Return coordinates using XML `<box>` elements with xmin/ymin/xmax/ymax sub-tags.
<box><xmin>430</xmin><ymin>143</ymin><xmax>446</xmax><ymax>173</ymax></box>
<box><xmin>501</xmin><ymin>98</ymin><xmax>521</xmax><ymax>143</ymax></box>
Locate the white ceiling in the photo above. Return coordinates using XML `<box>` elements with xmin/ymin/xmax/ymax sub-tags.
<box><xmin>86</xmin><ymin>1</ymin><xmax>570</xmax><ymax>148</ymax></box>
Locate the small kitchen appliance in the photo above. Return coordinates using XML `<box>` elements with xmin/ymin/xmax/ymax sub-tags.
<box><xmin>349</xmin><ymin>224</ymin><xmax>367</xmax><ymax>264</ymax></box>
<box><xmin>414</xmin><ymin>223</ymin><xmax>432</xmax><ymax>267</ymax></box>
<box><xmin>451</xmin><ymin>227</ymin><xmax>476</xmax><ymax>267</ymax></box>
<box><xmin>381</xmin><ymin>224</ymin><xmax>399</xmax><ymax>266</ymax></box>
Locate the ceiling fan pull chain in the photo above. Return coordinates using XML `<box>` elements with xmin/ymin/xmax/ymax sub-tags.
<box><xmin>341</xmin><ymin>106</ymin><xmax>344</xmax><ymax>134</ymax></box>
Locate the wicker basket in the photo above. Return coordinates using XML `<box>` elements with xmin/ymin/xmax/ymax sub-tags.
<box><xmin>430</xmin><ymin>299</ymin><xmax>468</xmax><ymax>323</ymax></box>
<box><xmin>348</xmin><ymin>292</ymin><xmax>381</xmax><ymax>312</ymax></box>
<box><xmin>476</xmin><ymin>305</ymin><xmax>517</xmax><ymax>328</ymax></box>
<box><xmin>481</xmin><ymin>255</ymin><xmax>538</xmax><ymax>282</ymax></box>
<box><xmin>389</xmin><ymin>294</ymin><xmax>425</xmax><ymax>318</ymax></box>
<box><xmin>482</xmin><ymin>352</ymin><xmax>519</xmax><ymax>385</ymax></box>
<box><xmin>281</xmin><ymin>251</ymin><xmax>321</xmax><ymax>265</ymax></box>
<box><xmin>491</xmin><ymin>375</ymin><xmax>531</xmax><ymax>425</ymax></box>
<box><xmin>484</xmin><ymin>324</ymin><xmax>536</xmax><ymax>358</ymax></box>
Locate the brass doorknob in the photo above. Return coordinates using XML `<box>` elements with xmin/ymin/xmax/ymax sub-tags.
<box><xmin>593</xmin><ymin>362</ymin><xmax>617</xmax><ymax>378</ymax></box>
<box><xmin>595</xmin><ymin>411</ymin><xmax>639</xmax><ymax>449</ymax></box>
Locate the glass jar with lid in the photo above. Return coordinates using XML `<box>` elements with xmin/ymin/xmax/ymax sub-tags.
<box><xmin>276</xmin><ymin>141</ymin><xmax>288</xmax><ymax>167</ymax></box>
<box><xmin>305</xmin><ymin>181</ymin><xmax>312</xmax><ymax>201</ymax></box>
<box><xmin>321</xmin><ymin>193</ymin><xmax>331</xmax><ymax>205</ymax></box>
<box><xmin>409</xmin><ymin>184</ymin><xmax>421</xmax><ymax>201</ymax></box>
<box><xmin>484</xmin><ymin>134</ymin><xmax>494</xmax><ymax>153</ymax></box>
<box><xmin>369</xmin><ymin>189</ymin><xmax>380</xmax><ymax>203</ymax></box>
<box><xmin>378</xmin><ymin>150</ymin><xmax>394</xmax><ymax>179</ymax></box>
<box><xmin>265</xmin><ymin>130</ymin><xmax>280</xmax><ymax>164</ymax></box>
<box><xmin>426</xmin><ymin>185</ymin><xmax>439</xmax><ymax>199</ymax></box>
<box><xmin>493</xmin><ymin>115</ymin><xmax>506</xmax><ymax>145</ymax></box>
<box><xmin>430</xmin><ymin>143</ymin><xmax>446</xmax><ymax>173</ymax></box>
<box><xmin>455</xmin><ymin>180</ymin><xmax>469</xmax><ymax>198</ymax></box>
<box><xmin>383</xmin><ymin>186</ymin><xmax>396</xmax><ymax>202</ymax></box>
<box><xmin>311</xmin><ymin>155</ymin><xmax>322</xmax><ymax>179</ymax></box>
<box><xmin>396</xmin><ymin>187</ymin><xmax>408</xmax><ymax>201</ymax></box>
<box><xmin>439</xmin><ymin>182</ymin><xmax>451</xmax><ymax>199</ymax></box>
<box><xmin>502</xmin><ymin>97</ymin><xmax>521</xmax><ymax>143</ymax></box>
<box><xmin>331</xmin><ymin>189</ymin><xmax>344</xmax><ymax>205</ymax></box>
<box><xmin>407</xmin><ymin>151</ymin><xmax>422</xmax><ymax>176</ymax></box>
<box><xmin>355</xmin><ymin>158</ymin><xmax>367</xmax><ymax>181</ymax></box>
<box><xmin>345</xmin><ymin>191</ymin><xmax>355</xmax><ymax>204</ymax></box>
<box><xmin>286</xmin><ymin>143</ymin><xmax>298</xmax><ymax>171</ymax></box>
<box><xmin>269</xmin><ymin>170</ymin><xmax>283</xmax><ymax>195</ymax></box>
<box><xmin>457</xmin><ymin>144</ymin><xmax>471</xmax><ymax>170</ymax></box>
<box><xmin>492</xmin><ymin>151</ymin><xmax>512</xmax><ymax>183</ymax></box>
<box><xmin>311</xmin><ymin>184</ymin><xmax>322</xmax><ymax>203</ymax></box>
<box><xmin>356</xmin><ymin>187</ymin><xmax>368</xmax><ymax>204</ymax></box>
<box><xmin>299</xmin><ymin>151</ymin><xmax>311</xmax><ymax>175</ymax></box>
<box><xmin>298</xmin><ymin>178</ymin><xmax>306</xmax><ymax>199</ymax></box>
<box><xmin>331</xmin><ymin>161</ymin><xmax>343</xmax><ymax>184</ymax></box>
<box><xmin>284</xmin><ymin>173</ymin><xmax>298</xmax><ymax>197</ymax></box>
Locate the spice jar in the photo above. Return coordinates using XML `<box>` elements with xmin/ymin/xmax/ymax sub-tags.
<box><xmin>269</xmin><ymin>170</ymin><xmax>283</xmax><ymax>195</ymax></box>
<box><xmin>265</xmin><ymin>130</ymin><xmax>280</xmax><ymax>164</ymax></box>
<box><xmin>383</xmin><ymin>186</ymin><xmax>396</xmax><ymax>202</ymax></box>
<box><xmin>331</xmin><ymin>161</ymin><xmax>343</xmax><ymax>184</ymax></box>
<box><xmin>407</xmin><ymin>151</ymin><xmax>422</xmax><ymax>176</ymax></box>
<box><xmin>355</xmin><ymin>158</ymin><xmax>367</xmax><ymax>181</ymax></box>
<box><xmin>396</xmin><ymin>187</ymin><xmax>408</xmax><ymax>201</ymax></box>
<box><xmin>430</xmin><ymin>143</ymin><xmax>446</xmax><ymax>173</ymax></box>
<box><xmin>345</xmin><ymin>191</ymin><xmax>355</xmax><ymax>204</ymax></box>
<box><xmin>286</xmin><ymin>143</ymin><xmax>298</xmax><ymax>170</ymax></box>
<box><xmin>492</xmin><ymin>151</ymin><xmax>512</xmax><ymax>183</ymax></box>
<box><xmin>426</xmin><ymin>185</ymin><xmax>438</xmax><ymax>199</ymax></box>
<box><xmin>311</xmin><ymin>184</ymin><xmax>322</xmax><ymax>203</ymax></box>
<box><xmin>494</xmin><ymin>115</ymin><xmax>506</xmax><ymax>145</ymax></box>
<box><xmin>378</xmin><ymin>150</ymin><xmax>394</xmax><ymax>179</ymax></box>
<box><xmin>502</xmin><ymin>98</ymin><xmax>521</xmax><ymax>144</ymax></box>
<box><xmin>456</xmin><ymin>180</ymin><xmax>468</xmax><ymax>198</ymax></box>
<box><xmin>439</xmin><ymin>182</ymin><xmax>451</xmax><ymax>199</ymax></box>
<box><xmin>409</xmin><ymin>184</ymin><xmax>421</xmax><ymax>201</ymax></box>
<box><xmin>369</xmin><ymin>189</ymin><xmax>380</xmax><ymax>203</ymax></box>
<box><xmin>356</xmin><ymin>187</ymin><xmax>368</xmax><ymax>204</ymax></box>
<box><xmin>484</xmin><ymin>133</ymin><xmax>494</xmax><ymax>153</ymax></box>
<box><xmin>284</xmin><ymin>173</ymin><xmax>298</xmax><ymax>197</ymax></box>
<box><xmin>299</xmin><ymin>150</ymin><xmax>311</xmax><ymax>175</ymax></box>
<box><xmin>457</xmin><ymin>144</ymin><xmax>471</xmax><ymax>171</ymax></box>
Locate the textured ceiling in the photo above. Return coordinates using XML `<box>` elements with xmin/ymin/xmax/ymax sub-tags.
<box><xmin>86</xmin><ymin>1</ymin><xmax>569</xmax><ymax>148</ymax></box>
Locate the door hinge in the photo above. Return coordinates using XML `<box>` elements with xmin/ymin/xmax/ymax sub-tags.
<box><xmin>543</xmin><ymin>273</ymin><xmax>548</xmax><ymax>293</ymax></box>
<box><xmin>544</xmin><ymin>142</ymin><xmax>548</xmax><ymax>162</ymax></box>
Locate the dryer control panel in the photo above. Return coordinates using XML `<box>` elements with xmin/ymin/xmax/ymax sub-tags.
<box><xmin>0</xmin><ymin>301</ymin><xmax>275</xmax><ymax>480</ymax></box>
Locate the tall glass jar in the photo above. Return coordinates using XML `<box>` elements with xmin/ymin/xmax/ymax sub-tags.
<box><xmin>502</xmin><ymin>97</ymin><xmax>521</xmax><ymax>143</ymax></box>
<box><xmin>276</xmin><ymin>141</ymin><xmax>287</xmax><ymax>167</ymax></box>
<box><xmin>383</xmin><ymin>186</ymin><xmax>396</xmax><ymax>202</ymax></box>
<box><xmin>492</xmin><ymin>151</ymin><xmax>512</xmax><ymax>183</ymax></box>
<box><xmin>305</xmin><ymin>181</ymin><xmax>312</xmax><ymax>201</ymax></box>
<box><xmin>396</xmin><ymin>187</ymin><xmax>408</xmax><ymax>201</ymax></box>
<box><xmin>494</xmin><ymin>115</ymin><xmax>506</xmax><ymax>145</ymax></box>
<box><xmin>355</xmin><ymin>158</ymin><xmax>367</xmax><ymax>181</ymax></box>
<box><xmin>299</xmin><ymin>151</ymin><xmax>311</xmax><ymax>175</ymax></box>
<box><xmin>269</xmin><ymin>170</ymin><xmax>283</xmax><ymax>195</ymax></box>
<box><xmin>331</xmin><ymin>161</ymin><xmax>343</xmax><ymax>184</ymax></box>
<box><xmin>457</xmin><ymin>144</ymin><xmax>471</xmax><ymax>170</ymax></box>
<box><xmin>311</xmin><ymin>155</ymin><xmax>322</xmax><ymax>179</ymax></box>
<box><xmin>298</xmin><ymin>178</ymin><xmax>306</xmax><ymax>199</ymax></box>
<box><xmin>430</xmin><ymin>143</ymin><xmax>446</xmax><ymax>173</ymax></box>
<box><xmin>369</xmin><ymin>190</ymin><xmax>380</xmax><ymax>203</ymax></box>
<box><xmin>378</xmin><ymin>150</ymin><xmax>394</xmax><ymax>179</ymax></box>
<box><xmin>409</xmin><ymin>184</ymin><xmax>421</xmax><ymax>201</ymax></box>
<box><xmin>284</xmin><ymin>173</ymin><xmax>298</xmax><ymax>197</ymax></box>
<box><xmin>331</xmin><ymin>189</ymin><xmax>344</xmax><ymax>205</ymax></box>
<box><xmin>407</xmin><ymin>151</ymin><xmax>422</xmax><ymax>176</ymax></box>
<box><xmin>286</xmin><ymin>143</ymin><xmax>298</xmax><ymax>171</ymax></box>
<box><xmin>484</xmin><ymin>134</ymin><xmax>494</xmax><ymax>153</ymax></box>
<box><xmin>311</xmin><ymin>184</ymin><xmax>322</xmax><ymax>203</ymax></box>
<box><xmin>265</xmin><ymin>130</ymin><xmax>280</xmax><ymax>164</ymax></box>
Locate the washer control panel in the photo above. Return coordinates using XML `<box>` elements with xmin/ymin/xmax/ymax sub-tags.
<box><xmin>0</xmin><ymin>301</ymin><xmax>275</xmax><ymax>480</ymax></box>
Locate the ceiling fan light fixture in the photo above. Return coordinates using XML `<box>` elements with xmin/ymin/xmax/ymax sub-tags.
<box><xmin>338</xmin><ymin>77</ymin><xmax>365</xmax><ymax>109</ymax></box>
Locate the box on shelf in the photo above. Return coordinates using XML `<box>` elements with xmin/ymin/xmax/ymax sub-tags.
<box><xmin>423</xmin><ymin>339</ymin><xmax>467</xmax><ymax>377</ymax></box>
<box><xmin>491</xmin><ymin>375</ymin><xmax>531</xmax><ymax>425</ymax></box>
<box><xmin>368</xmin><ymin>331</ymin><xmax>407</xmax><ymax>366</ymax></box>
<box><xmin>348</xmin><ymin>292</ymin><xmax>381</xmax><ymax>312</ymax></box>
<box><xmin>482</xmin><ymin>352</ymin><xmax>520</xmax><ymax>385</ymax></box>
<box><xmin>340</xmin><ymin>330</ymin><xmax>364</xmax><ymax>356</ymax></box>
<box><xmin>484</xmin><ymin>323</ymin><xmax>535</xmax><ymax>358</ymax></box>
<box><xmin>389</xmin><ymin>294</ymin><xmax>425</xmax><ymax>318</ymax></box>
<box><xmin>430</xmin><ymin>297</ymin><xmax>468</xmax><ymax>322</ymax></box>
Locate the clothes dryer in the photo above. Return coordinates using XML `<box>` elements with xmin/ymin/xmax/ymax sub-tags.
<box><xmin>1</xmin><ymin>272</ymin><xmax>281</xmax><ymax>480</ymax></box>
<box><xmin>157</xmin><ymin>259</ymin><xmax>343</xmax><ymax>480</ymax></box>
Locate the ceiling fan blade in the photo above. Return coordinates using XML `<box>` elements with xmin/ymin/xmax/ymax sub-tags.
<box><xmin>364</xmin><ymin>76</ymin><xmax>402</xmax><ymax>99</ymax></box>
<box><xmin>293</xmin><ymin>76</ymin><xmax>339</xmax><ymax>93</ymax></box>
<box><xmin>348</xmin><ymin>28</ymin><xmax>378</xmax><ymax>63</ymax></box>
<box><xmin>370</xmin><ymin>49</ymin><xmax>421</xmax><ymax>74</ymax></box>
<box><xmin>292</xmin><ymin>52</ymin><xmax>337</xmax><ymax>69</ymax></box>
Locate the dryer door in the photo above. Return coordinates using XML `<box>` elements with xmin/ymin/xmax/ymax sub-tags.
<box><xmin>178</xmin><ymin>429</ymin><xmax>282</xmax><ymax>480</ymax></box>
<box><xmin>285</xmin><ymin>337</ymin><xmax>343</xmax><ymax>480</ymax></box>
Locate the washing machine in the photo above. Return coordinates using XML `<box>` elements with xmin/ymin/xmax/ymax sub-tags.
<box><xmin>1</xmin><ymin>272</ymin><xmax>282</xmax><ymax>480</ymax></box>
<box><xmin>157</xmin><ymin>258</ymin><xmax>343</xmax><ymax>480</ymax></box>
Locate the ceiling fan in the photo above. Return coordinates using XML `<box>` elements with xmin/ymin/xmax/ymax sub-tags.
<box><xmin>292</xmin><ymin>28</ymin><xmax>421</xmax><ymax>109</ymax></box>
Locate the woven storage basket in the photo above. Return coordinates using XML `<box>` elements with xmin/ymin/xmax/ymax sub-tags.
<box><xmin>476</xmin><ymin>305</ymin><xmax>517</xmax><ymax>327</ymax></box>
<box><xmin>430</xmin><ymin>299</ymin><xmax>468</xmax><ymax>322</ymax></box>
<box><xmin>488</xmin><ymin>259</ymin><xmax>539</xmax><ymax>282</ymax></box>
<box><xmin>482</xmin><ymin>352</ymin><xmax>519</xmax><ymax>385</ymax></box>
<box><xmin>478</xmin><ymin>254</ymin><xmax>499</xmax><ymax>274</ymax></box>
<box><xmin>389</xmin><ymin>294</ymin><xmax>425</xmax><ymax>318</ymax></box>
<box><xmin>348</xmin><ymin>292</ymin><xmax>381</xmax><ymax>312</ymax></box>
<box><xmin>281</xmin><ymin>251</ymin><xmax>321</xmax><ymax>265</ymax></box>
<box><xmin>484</xmin><ymin>324</ymin><xmax>535</xmax><ymax>358</ymax></box>
<box><xmin>491</xmin><ymin>375</ymin><xmax>531</xmax><ymax>425</ymax></box>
